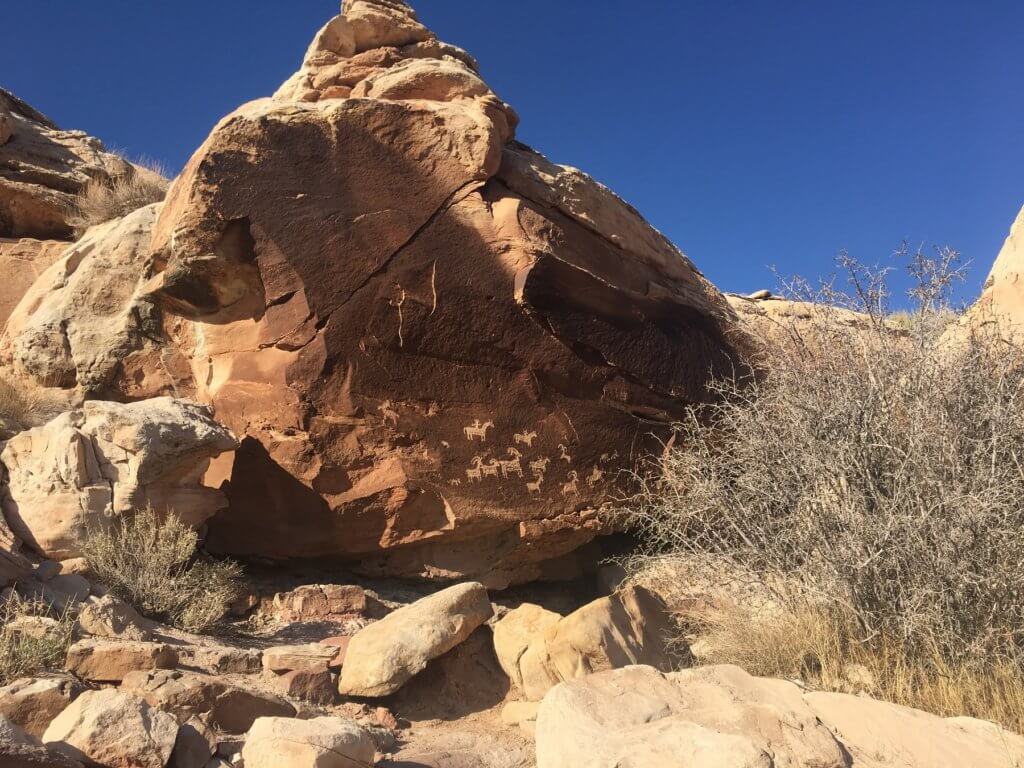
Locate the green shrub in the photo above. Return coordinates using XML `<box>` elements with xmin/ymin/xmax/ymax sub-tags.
<box><xmin>81</xmin><ymin>507</ymin><xmax>242</xmax><ymax>633</ymax></box>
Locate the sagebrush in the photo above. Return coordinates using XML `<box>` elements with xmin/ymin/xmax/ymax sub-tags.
<box><xmin>626</xmin><ymin>245</ymin><xmax>1024</xmax><ymax>727</ymax></box>
<box><xmin>0</xmin><ymin>592</ymin><xmax>74</xmax><ymax>685</ymax></box>
<box><xmin>67</xmin><ymin>159</ymin><xmax>169</xmax><ymax>237</ymax></box>
<box><xmin>81</xmin><ymin>506</ymin><xmax>241</xmax><ymax>633</ymax></box>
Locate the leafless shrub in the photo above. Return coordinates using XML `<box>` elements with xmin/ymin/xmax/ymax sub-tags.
<box><xmin>67</xmin><ymin>159</ymin><xmax>169</xmax><ymax>238</ymax></box>
<box><xmin>0</xmin><ymin>592</ymin><xmax>74</xmax><ymax>685</ymax></box>
<box><xmin>625</xmin><ymin>244</ymin><xmax>1024</xmax><ymax>725</ymax></box>
<box><xmin>0</xmin><ymin>377</ymin><xmax>66</xmax><ymax>436</ymax></box>
<box><xmin>81</xmin><ymin>506</ymin><xmax>242</xmax><ymax>633</ymax></box>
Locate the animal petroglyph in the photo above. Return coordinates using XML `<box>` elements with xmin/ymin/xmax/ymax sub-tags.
<box><xmin>526</xmin><ymin>477</ymin><xmax>543</xmax><ymax>494</ymax></box>
<box><xmin>587</xmin><ymin>466</ymin><xmax>605</xmax><ymax>486</ymax></box>
<box><xmin>466</xmin><ymin>456</ymin><xmax>485</xmax><ymax>483</ymax></box>
<box><xmin>464</xmin><ymin>419</ymin><xmax>494</xmax><ymax>442</ymax></box>
<box><xmin>558</xmin><ymin>444</ymin><xmax>572</xmax><ymax>463</ymax></box>
<box><xmin>448</xmin><ymin>478</ymin><xmax>462</xmax><ymax>486</ymax></box>
<box><xmin>561</xmin><ymin>470</ymin><xmax>579</xmax><ymax>496</ymax></box>
<box><xmin>514</xmin><ymin>430</ymin><xmax>538</xmax><ymax>447</ymax></box>
<box><xmin>378</xmin><ymin>400</ymin><xmax>399</xmax><ymax>426</ymax></box>
<box><xmin>482</xmin><ymin>459</ymin><xmax>501</xmax><ymax>479</ymax></box>
<box><xmin>499</xmin><ymin>447</ymin><xmax>524</xmax><ymax>478</ymax></box>
<box><xmin>441</xmin><ymin>440</ymin><xmax>450</xmax><ymax>449</ymax></box>
<box><xmin>529</xmin><ymin>457</ymin><xmax>550</xmax><ymax>476</ymax></box>
<box><xmin>599</xmin><ymin>450</ymin><xmax>619</xmax><ymax>463</ymax></box>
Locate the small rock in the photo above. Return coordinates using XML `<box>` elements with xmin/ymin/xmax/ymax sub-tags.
<box><xmin>262</xmin><ymin>643</ymin><xmax>337</xmax><ymax>674</ymax></box>
<box><xmin>0</xmin><ymin>675</ymin><xmax>85</xmax><ymax>739</ymax></box>
<box><xmin>746</xmin><ymin>289</ymin><xmax>773</xmax><ymax>300</ymax></box>
<box><xmin>319</xmin><ymin>636</ymin><xmax>350</xmax><ymax>670</ymax></box>
<box><xmin>241</xmin><ymin>716</ymin><xmax>374</xmax><ymax>768</ymax></box>
<box><xmin>175</xmin><ymin>644</ymin><xmax>262</xmax><ymax>675</ymax></box>
<box><xmin>271</xmin><ymin>668</ymin><xmax>337</xmax><ymax>706</ymax></box>
<box><xmin>77</xmin><ymin>595</ymin><xmax>151</xmax><ymax>641</ymax></box>
<box><xmin>168</xmin><ymin>716</ymin><xmax>217</xmax><ymax>768</ymax></box>
<box><xmin>43</xmin><ymin>689</ymin><xmax>179</xmax><ymax>768</ymax></box>
<box><xmin>337</xmin><ymin>582</ymin><xmax>493</xmax><ymax>697</ymax></box>
<box><xmin>65</xmin><ymin>639</ymin><xmax>176</xmax><ymax>683</ymax></box>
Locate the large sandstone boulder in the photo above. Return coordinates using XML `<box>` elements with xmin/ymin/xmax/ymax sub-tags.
<box><xmin>338</xmin><ymin>581</ymin><xmax>492</xmax><ymax>696</ymax></box>
<box><xmin>0</xmin><ymin>397</ymin><xmax>237</xmax><ymax>560</ymax></box>
<box><xmin>499</xmin><ymin>586</ymin><xmax>675</xmax><ymax>701</ymax></box>
<box><xmin>43</xmin><ymin>689</ymin><xmax>179</xmax><ymax>768</ymax></box>
<box><xmin>241</xmin><ymin>716</ymin><xmax>375</xmax><ymax>768</ymax></box>
<box><xmin>0</xmin><ymin>88</ymin><xmax>133</xmax><ymax>240</ymax></box>
<box><xmin>535</xmin><ymin>664</ymin><xmax>848</xmax><ymax>768</ymax></box>
<box><xmin>64</xmin><ymin>639</ymin><xmax>177</xmax><ymax>683</ymax></box>
<box><xmin>0</xmin><ymin>0</ymin><xmax>743</xmax><ymax>586</ymax></box>
<box><xmin>807</xmin><ymin>690</ymin><xmax>1024</xmax><ymax>768</ymax></box>
<box><xmin>0</xmin><ymin>238</ymin><xmax>66</xmax><ymax>331</ymax></box>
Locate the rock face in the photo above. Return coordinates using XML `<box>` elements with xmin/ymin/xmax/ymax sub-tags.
<box><xmin>0</xmin><ymin>238</ymin><xmax>66</xmax><ymax>330</ymax></box>
<box><xmin>241</xmin><ymin>716</ymin><xmax>375</xmax><ymax>768</ymax></box>
<box><xmin>498</xmin><ymin>586</ymin><xmax>675</xmax><ymax>701</ymax></box>
<box><xmin>807</xmin><ymin>690</ymin><xmax>1024</xmax><ymax>768</ymax></box>
<box><xmin>338</xmin><ymin>581</ymin><xmax>492</xmax><ymax>696</ymax></box>
<box><xmin>43</xmin><ymin>689</ymin><xmax>179</xmax><ymax>768</ymax></box>
<box><xmin>0</xmin><ymin>0</ymin><xmax>742</xmax><ymax>586</ymax></box>
<box><xmin>535</xmin><ymin>664</ymin><xmax>848</xmax><ymax>768</ymax></box>
<box><xmin>0</xmin><ymin>716</ymin><xmax>83</xmax><ymax>768</ymax></box>
<box><xmin>945</xmin><ymin>204</ymin><xmax>1024</xmax><ymax>346</ymax></box>
<box><xmin>0</xmin><ymin>397</ymin><xmax>237</xmax><ymax>560</ymax></box>
<box><xmin>0</xmin><ymin>88</ymin><xmax>133</xmax><ymax>240</ymax></box>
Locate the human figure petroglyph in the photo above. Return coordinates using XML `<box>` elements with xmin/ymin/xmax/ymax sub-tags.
<box><xmin>500</xmin><ymin>447</ymin><xmax>524</xmax><ymax>478</ymax></box>
<box><xmin>587</xmin><ymin>466</ymin><xmax>605</xmax><ymax>486</ymax></box>
<box><xmin>526</xmin><ymin>476</ymin><xmax>543</xmax><ymax>494</ymax></box>
<box><xmin>464</xmin><ymin>419</ymin><xmax>494</xmax><ymax>441</ymax></box>
<box><xmin>561</xmin><ymin>470</ymin><xmax>579</xmax><ymax>496</ymax></box>
<box><xmin>514</xmin><ymin>430</ymin><xmax>537</xmax><ymax>447</ymax></box>
<box><xmin>558</xmin><ymin>443</ymin><xmax>572</xmax><ymax>463</ymax></box>
<box><xmin>529</xmin><ymin>457</ymin><xmax>550</xmax><ymax>476</ymax></box>
<box><xmin>378</xmin><ymin>400</ymin><xmax>399</xmax><ymax>426</ymax></box>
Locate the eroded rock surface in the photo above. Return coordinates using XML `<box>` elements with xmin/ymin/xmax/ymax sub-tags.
<box><xmin>0</xmin><ymin>0</ymin><xmax>744</xmax><ymax>585</ymax></box>
<box><xmin>0</xmin><ymin>397</ymin><xmax>237</xmax><ymax>560</ymax></box>
<box><xmin>0</xmin><ymin>238</ymin><xmax>66</xmax><ymax>331</ymax></box>
<box><xmin>0</xmin><ymin>89</ymin><xmax>132</xmax><ymax>240</ymax></box>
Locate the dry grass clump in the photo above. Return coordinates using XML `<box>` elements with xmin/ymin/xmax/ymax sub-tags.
<box><xmin>0</xmin><ymin>377</ymin><xmax>66</xmax><ymax>436</ymax></box>
<box><xmin>625</xmin><ymin>245</ymin><xmax>1024</xmax><ymax>729</ymax></box>
<box><xmin>0</xmin><ymin>592</ymin><xmax>74</xmax><ymax>685</ymax></box>
<box><xmin>67</xmin><ymin>159</ymin><xmax>169</xmax><ymax>238</ymax></box>
<box><xmin>81</xmin><ymin>506</ymin><xmax>242</xmax><ymax>633</ymax></box>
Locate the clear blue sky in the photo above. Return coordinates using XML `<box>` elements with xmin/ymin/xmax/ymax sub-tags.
<box><xmin>4</xmin><ymin>1</ymin><xmax>1022</xmax><ymax>302</ymax></box>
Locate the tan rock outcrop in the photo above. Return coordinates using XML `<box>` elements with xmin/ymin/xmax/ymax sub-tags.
<box><xmin>944</xmin><ymin>204</ymin><xmax>1024</xmax><ymax>347</ymax></box>
<box><xmin>241</xmin><ymin>716</ymin><xmax>375</xmax><ymax>768</ymax></box>
<box><xmin>501</xmin><ymin>586</ymin><xmax>675</xmax><ymax>701</ymax></box>
<box><xmin>0</xmin><ymin>88</ymin><xmax>133</xmax><ymax>240</ymax></box>
<box><xmin>261</xmin><ymin>643</ymin><xmax>337</xmax><ymax>674</ymax></box>
<box><xmin>535</xmin><ymin>664</ymin><xmax>848</xmax><ymax>768</ymax></box>
<box><xmin>0</xmin><ymin>238</ymin><xmax>66</xmax><ymax>331</ymax></box>
<box><xmin>807</xmin><ymin>690</ymin><xmax>1024</xmax><ymax>768</ymax></box>
<box><xmin>0</xmin><ymin>397</ymin><xmax>237</xmax><ymax>560</ymax></box>
<box><xmin>43</xmin><ymin>689</ymin><xmax>179</xmax><ymax>768</ymax></box>
<box><xmin>338</xmin><ymin>582</ymin><xmax>492</xmax><ymax>696</ymax></box>
<box><xmin>1</xmin><ymin>0</ymin><xmax>743</xmax><ymax>586</ymax></box>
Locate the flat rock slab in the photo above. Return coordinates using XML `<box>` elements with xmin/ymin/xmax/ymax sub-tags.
<box><xmin>241</xmin><ymin>716</ymin><xmax>374</xmax><ymax>768</ymax></box>
<box><xmin>65</xmin><ymin>639</ymin><xmax>177</xmax><ymax>683</ymax></box>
